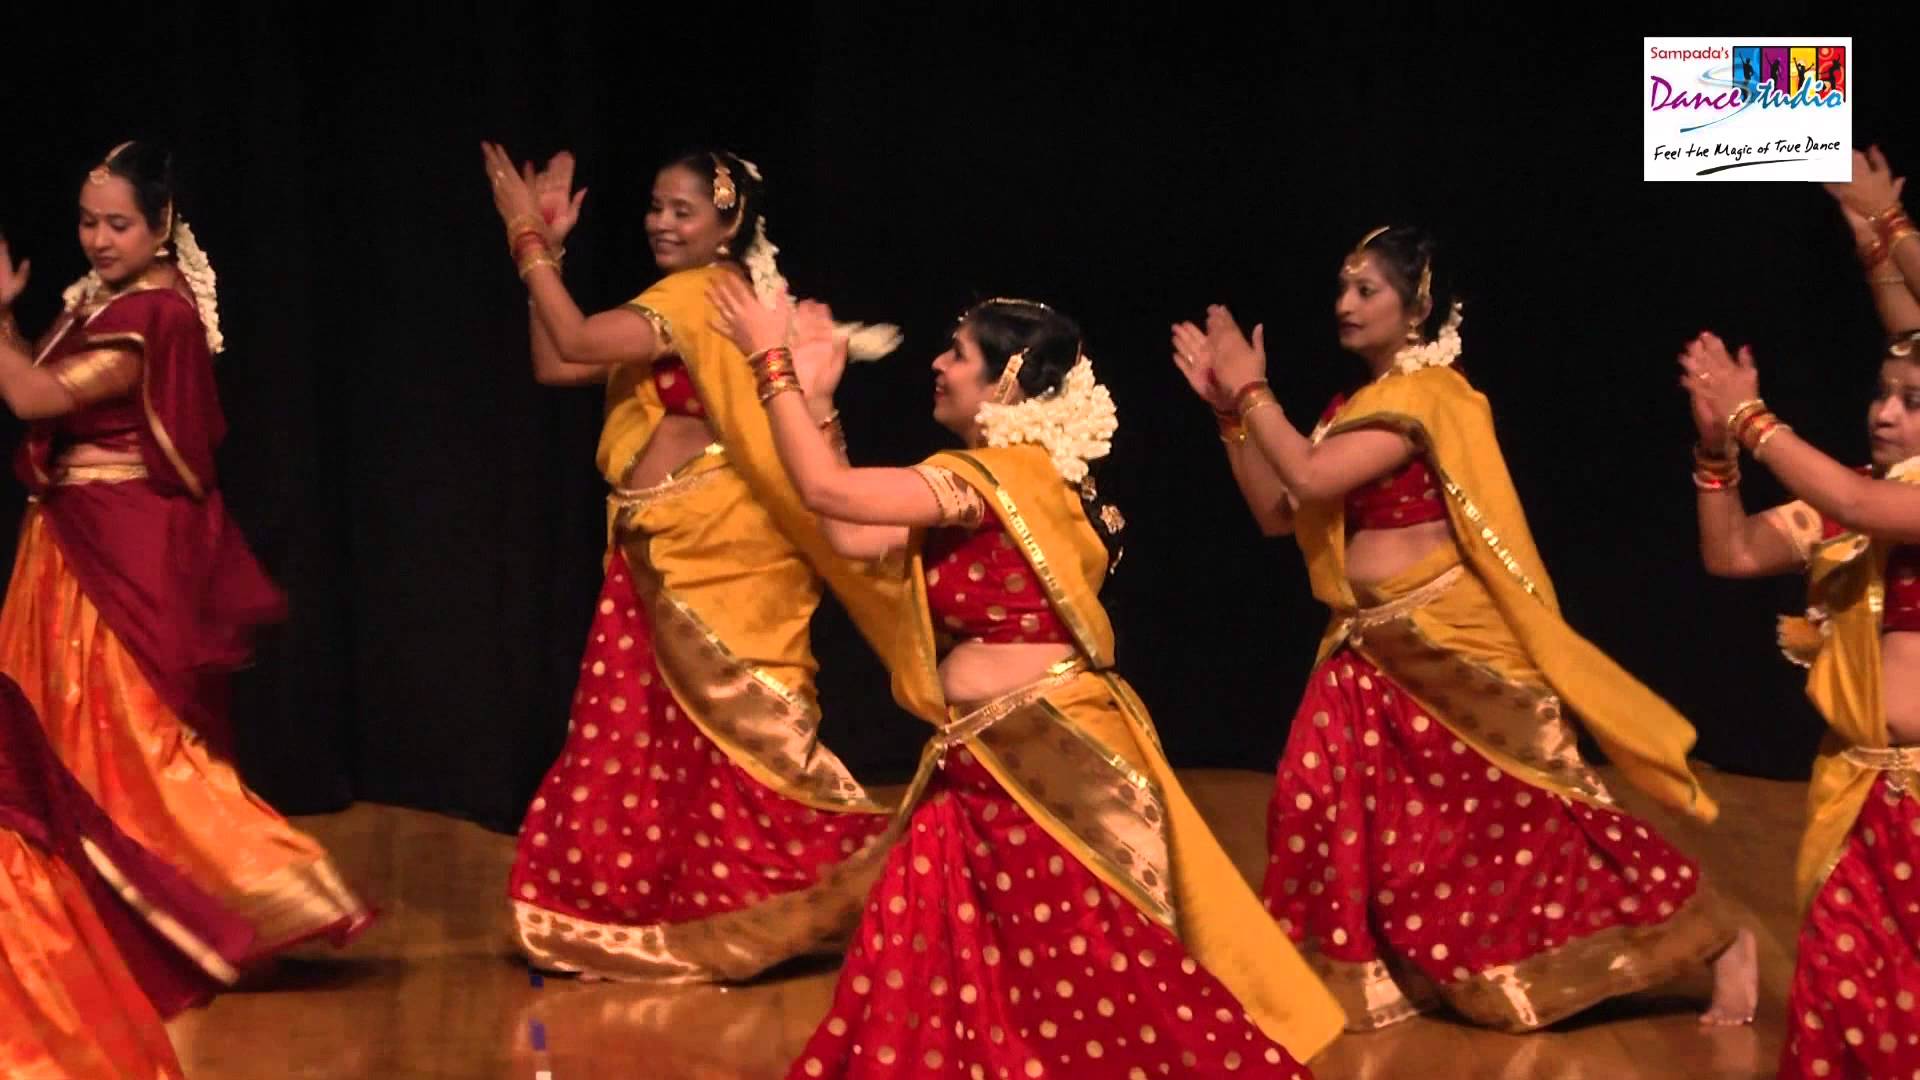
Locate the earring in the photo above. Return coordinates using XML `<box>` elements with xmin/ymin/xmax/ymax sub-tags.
<box><xmin>155</xmin><ymin>244</ymin><xmax>171</xmax><ymax>259</ymax></box>
<box><xmin>717</xmin><ymin>241</ymin><xmax>731</xmax><ymax>257</ymax></box>
<box><xmin>1404</xmin><ymin>321</ymin><xmax>1422</xmax><ymax>344</ymax></box>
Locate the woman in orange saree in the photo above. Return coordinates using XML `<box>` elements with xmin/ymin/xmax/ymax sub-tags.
<box><xmin>1173</xmin><ymin>225</ymin><xmax>1752</xmax><ymax>1032</ymax></box>
<box><xmin>0</xmin><ymin>141</ymin><xmax>369</xmax><ymax>961</ymax></box>
<box><xmin>711</xmin><ymin>282</ymin><xmax>1345</xmax><ymax>1078</ymax></box>
<box><xmin>482</xmin><ymin>143</ymin><xmax>911</xmax><ymax>980</ymax></box>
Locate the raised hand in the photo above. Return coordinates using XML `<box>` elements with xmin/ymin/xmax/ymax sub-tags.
<box><xmin>481</xmin><ymin>141</ymin><xmax>542</xmax><ymax>230</ymax></box>
<box><xmin>789</xmin><ymin>301</ymin><xmax>848</xmax><ymax>402</ymax></box>
<box><xmin>1824</xmin><ymin>146</ymin><xmax>1905</xmax><ymax>219</ymax></box>
<box><xmin>1676</xmin><ymin>331</ymin><xmax>1762</xmax><ymax>444</ymax></box>
<box><xmin>707</xmin><ymin>274</ymin><xmax>790</xmax><ymax>359</ymax></box>
<box><xmin>1171</xmin><ymin>320</ymin><xmax>1235</xmax><ymax>412</ymax></box>
<box><xmin>0</xmin><ymin>235</ymin><xmax>29</xmax><ymax>309</ymax></box>
<box><xmin>1204</xmin><ymin>304</ymin><xmax>1268</xmax><ymax>393</ymax></box>
<box><xmin>532</xmin><ymin>151</ymin><xmax>588</xmax><ymax>244</ymax></box>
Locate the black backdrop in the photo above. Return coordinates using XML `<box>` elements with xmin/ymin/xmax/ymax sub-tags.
<box><xmin>4</xmin><ymin>8</ymin><xmax>1912</xmax><ymax>831</ymax></box>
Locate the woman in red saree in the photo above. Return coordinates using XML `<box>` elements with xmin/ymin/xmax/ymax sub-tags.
<box><xmin>1680</xmin><ymin>148</ymin><xmax>1920</xmax><ymax>1079</ymax></box>
<box><xmin>0</xmin><ymin>141</ymin><xmax>370</xmax><ymax>959</ymax></box>
<box><xmin>1171</xmin><ymin>225</ymin><xmax>1754</xmax><ymax>1032</ymax></box>
<box><xmin>481</xmin><ymin>143</ymin><xmax>911</xmax><ymax>980</ymax></box>
<box><xmin>710</xmin><ymin>282</ymin><xmax>1344</xmax><ymax>1078</ymax></box>
<box><xmin>0</xmin><ymin>668</ymin><xmax>254</xmax><ymax>1077</ymax></box>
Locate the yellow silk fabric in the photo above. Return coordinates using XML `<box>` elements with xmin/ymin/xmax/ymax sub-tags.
<box><xmin>1792</xmin><ymin>500</ymin><xmax>1912</xmax><ymax>910</ymax></box>
<box><xmin>594</xmin><ymin>266</ymin><xmax>905</xmax><ymax>673</ymax></box>
<box><xmin>886</xmin><ymin>445</ymin><xmax>1347</xmax><ymax>1062</ymax></box>
<box><xmin>1294</xmin><ymin>367</ymin><xmax>1715</xmax><ymax>822</ymax></box>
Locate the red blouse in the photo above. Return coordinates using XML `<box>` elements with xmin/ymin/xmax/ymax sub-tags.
<box><xmin>653</xmin><ymin>357</ymin><xmax>705</xmax><ymax>418</ymax></box>
<box><xmin>1320</xmin><ymin>394</ymin><xmax>1447</xmax><ymax>532</ymax></box>
<box><xmin>923</xmin><ymin>518</ymin><xmax>1070</xmax><ymax>646</ymax></box>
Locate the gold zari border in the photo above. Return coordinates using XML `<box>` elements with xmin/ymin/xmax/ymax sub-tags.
<box><xmin>80</xmin><ymin>836</ymin><xmax>241</xmax><ymax>985</ymax></box>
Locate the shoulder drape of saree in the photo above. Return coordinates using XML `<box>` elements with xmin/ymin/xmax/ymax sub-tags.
<box><xmin>611</xmin><ymin>451</ymin><xmax>889</xmax><ymax>816</ymax></box>
<box><xmin>598</xmin><ymin>266</ymin><xmax>907</xmax><ymax>673</ymax></box>
<box><xmin>877</xmin><ymin>448</ymin><xmax>1346</xmax><ymax>1062</ymax></box>
<box><xmin>1796</xmin><ymin>528</ymin><xmax>1893</xmax><ymax>912</ymax></box>
<box><xmin>1296</xmin><ymin>367</ymin><xmax>1715</xmax><ymax>822</ymax></box>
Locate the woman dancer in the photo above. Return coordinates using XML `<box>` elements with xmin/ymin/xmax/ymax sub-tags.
<box><xmin>1172</xmin><ymin>225</ymin><xmax>1754</xmax><ymax>1031</ymax></box>
<box><xmin>0</xmin><ymin>141</ymin><xmax>370</xmax><ymax>958</ymax></box>
<box><xmin>481</xmin><ymin>143</ymin><xmax>909</xmax><ymax>980</ymax></box>
<box><xmin>1</xmin><ymin>670</ymin><xmax>254</xmax><ymax>1078</ymax></box>
<box><xmin>711</xmin><ymin>281</ymin><xmax>1344</xmax><ymax>1078</ymax></box>
<box><xmin>1678</xmin><ymin>151</ymin><xmax>1920</xmax><ymax>1079</ymax></box>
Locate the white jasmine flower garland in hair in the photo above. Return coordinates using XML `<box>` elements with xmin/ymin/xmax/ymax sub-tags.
<box><xmin>975</xmin><ymin>356</ymin><xmax>1118</xmax><ymax>485</ymax></box>
<box><xmin>1390</xmin><ymin>299</ymin><xmax>1463</xmax><ymax>376</ymax></box>
<box><xmin>59</xmin><ymin>214</ymin><xmax>224</xmax><ymax>355</ymax></box>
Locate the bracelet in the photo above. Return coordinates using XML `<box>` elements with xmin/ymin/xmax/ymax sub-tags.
<box><xmin>1230</xmin><ymin>379</ymin><xmax>1271</xmax><ymax>413</ymax></box>
<box><xmin>1733</xmin><ymin>408</ymin><xmax>1783</xmax><ymax>453</ymax></box>
<box><xmin>1215</xmin><ymin>409</ymin><xmax>1247</xmax><ymax>445</ymax></box>
<box><xmin>1752</xmin><ymin>422</ymin><xmax>1792</xmax><ymax>458</ymax></box>
<box><xmin>1692</xmin><ymin>443</ymin><xmax>1739</xmax><ymax>478</ymax></box>
<box><xmin>817</xmin><ymin>409</ymin><xmax>848</xmax><ymax>455</ymax></box>
<box><xmin>517</xmin><ymin>253</ymin><xmax>561</xmax><ymax>280</ymax></box>
<box><xmin>1238</xmin><ymin>394</ymin><xmax>1279</xmax><ymax>423</ymax></box>
<box><xmin>751</xmin><ymin>347</ymin><xmax>801</xmax><ymax>402</ymax></box>
<box><xmin>504</xmin><ymin>213</ymin><xmax>543</xmax><ymax>240</ymax></box>
<box><xmin>1724</xmin><ymin>399</ymin><xmax>1768</xmax><ymax>438</ymax></box>
<box><xmin>1870</xmin><ymin>271</ymin><xmax>1906</xmax><ymax>286</ymax></box>
<box><xmin>1693</xmin><ymin>468</ymin><xmax>1740</xmax><ymax>492</ymax></box>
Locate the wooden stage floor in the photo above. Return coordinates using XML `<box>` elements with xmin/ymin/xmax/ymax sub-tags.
<box><xmin>168</xmin><ymin>765</ymin><xmax>1804</xmax><ymax>1079</ymax></box>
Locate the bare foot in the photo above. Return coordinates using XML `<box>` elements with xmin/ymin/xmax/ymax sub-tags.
<box><xmin>1700</xmin><ymin>927</ymin><xmax>1757</xmax><ymax>1026</ymax></box>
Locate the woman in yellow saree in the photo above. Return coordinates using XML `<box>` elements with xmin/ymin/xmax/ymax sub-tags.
<box><xmin>1678</xmin><ymin>147</ymin><xmax>1920</xmax><ymax>1080</ymax></box>
<box><xmin>480</xmin><ymin>144</ymin><xmax>907</xmax><ymax>981</ymax></box>
<box><xmin>710</xmin><ymin>282</ymin><xmax>1343</xmax><ymax>1079</ymax></box>
<box><xmin>1172</xmin><ymin>225</ymin><xmax>1752</xmax><ymax>1032</ymax></box>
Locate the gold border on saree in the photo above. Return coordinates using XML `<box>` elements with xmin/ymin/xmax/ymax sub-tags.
<box><xmin>607</xmin><ymin>443</ymin><xmax>728</xmax><ymax>515</ymax></box>
<box><xmin>1344</xmin><ymin>564</ymin><xmax>1465</xmax><ymax>636</ymax></box>
<box><xmin>50</xmin><ymin>461</ymin><xmax>149</xmax><ymax>486</ymax></box>
<box><xmin>938</xmin><ymin>656</ymin><xmax>1088</xmax><ymax>751</ymax></box>
<box><xmin>1842</xmin><ymin>744</ymin><xmax>1920</xmax><ymax>795</ymax></box>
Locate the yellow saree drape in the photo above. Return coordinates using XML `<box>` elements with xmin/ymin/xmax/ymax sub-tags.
<box><xmin>1295</xmin><ymin>366</ymin><xmax>1716</xmax><ymax>822</ymax></box>
<box><xmin>1786</xmin><ymin>470</ymin><xmax>1920</xmax><ymax>910</ymax></box>
<box><xmin>592</xmin><ymin>265</ymin><xmax>909</xmax><ymax>812</ymax></box>
<box><xmin>879</xmin><ymin>446</ymin><xmax>1348</xmax><ymax>1064</ymax></box>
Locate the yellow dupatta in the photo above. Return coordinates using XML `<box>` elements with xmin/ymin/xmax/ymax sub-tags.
<box><xmin>1295</xmin><ymin>366</ymin><xmax>1717</xmax><ymax>822</ymax></box>
<box><xmin>888</xmin><ymin>445</ymin><xmax>1347</xmax><ymax>1063</ymax></box>
<box><xmin>1789</xmin><ymin>466</ymin><xmax>1920</xmax><ymax>909</ymax></box>
<box><xmin>596</xmin><ymin>264</ymin><xmax>907</xmax><ymax>673</ymax></box>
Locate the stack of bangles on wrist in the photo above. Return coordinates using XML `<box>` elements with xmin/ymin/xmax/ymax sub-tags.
<box><xmin>506</xmin><ymin>214</ymin><xmax>564</xmax><ymax>280</ymax></box>
<box><xmin>1870</xmin><ymin>201</ymin><xmax>1918</xmax><ymax>257</ymax></box>
<box><xmin>1692</xmin><ymin>443</ymin><xmax>1740</xmax><ymax>492</ymax></box>
<box><xmin>1727</xmin><ymin>398</ymin><xmax>1791</xmax><ymax>458</ymax></box>
<box><xmin>1232</xmin><ymin>379</ymin><xmax>1279</xmax><ymax>425</ymax></box>
<box><xmin>751</xmin><ymin>347</ymin><xmax>801</xmax><ymax>403</ymax></box>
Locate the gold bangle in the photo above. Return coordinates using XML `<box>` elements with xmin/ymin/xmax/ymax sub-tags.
<box><xmin>517</xmin><ymin>254</ymin><xmax>560</xmax><ymax>280</ymax></box>
<box><xmin>1724</xmin><ymin>398</ymin><xmax>1767</xmax><ymax>436</ymax></box>
<box><xmin>1239</xmin><ymin>396</ymin><xmax>1279</xmax><ymax>423</ymax></box>
<box><xmin>1869</xmin><ymin>271</ymin><xmax>1907</xmax><ymax>286</ymax></box>
<box><xmin>1752</xmin><ymin>422</ymin><xmax>1791</xmax><ymax>458</ymax></box>
<box><xmin>504</xmin><ymin>213</ymin><xmax>542</xmax><ymax>238</ymax></box>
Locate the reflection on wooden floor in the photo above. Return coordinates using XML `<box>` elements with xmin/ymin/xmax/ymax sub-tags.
<box><xmin>168</xmin><ymin>765</ymin><xmax>1797</xmax><ymax>1079</ymax></box>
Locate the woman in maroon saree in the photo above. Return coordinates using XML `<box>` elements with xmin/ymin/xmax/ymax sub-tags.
<box><xmin>0</xmin><ymin>141</ymin><xmax>370</xmax><ymax>960</ymax></box>
<box><xmin>0</xmin><ymin>665</ymin><xmax>254</xmax><ymax>1077</ymax></box>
